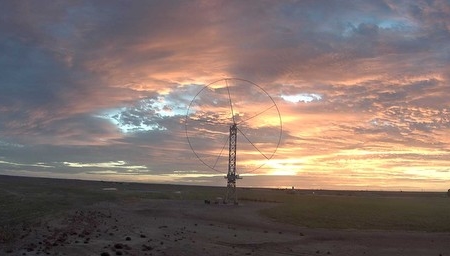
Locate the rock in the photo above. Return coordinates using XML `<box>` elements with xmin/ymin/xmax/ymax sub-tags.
<box><xmin>142</xmin><ymin>245</ymin><xmax>153</xmax><ymax>251</ymax></box>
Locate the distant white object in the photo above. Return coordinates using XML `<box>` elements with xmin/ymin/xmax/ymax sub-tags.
<box><xmin>215</xmin><ymin>197</ymin><xmax>223</xmax><ymax>204</ymax></box>
<box><xmin>102</xmin><ymin>187</ymin><xmax>118</xmax><ymax>191</ymax></box>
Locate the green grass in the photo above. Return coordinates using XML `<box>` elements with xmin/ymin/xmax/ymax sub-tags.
<box><xmin>260</xmin><ymin>195</ymin><xmax>450</xmax><ymax>232</ymax></box>
<box><xmin>0</xmin><ymin>185</ymin><xmax>117</xmax><ymax>225</ymax></box>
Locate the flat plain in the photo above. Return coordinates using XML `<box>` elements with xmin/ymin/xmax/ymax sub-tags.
<box><xmin>1</xmin><ymin>175</ymin><xmax>449</xmax><ymax>256</ymax></box>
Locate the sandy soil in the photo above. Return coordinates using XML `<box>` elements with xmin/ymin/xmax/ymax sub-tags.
<box><xmin>3</xmin><ymin>199</ymin><xmax>450</xmax><ymax>256</ymax></box>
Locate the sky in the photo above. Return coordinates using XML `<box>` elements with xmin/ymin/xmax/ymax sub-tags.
<box><xmin>0</xmin><ymin>0</ymin><xmax>449</xmax><ymax>191</ymax></box>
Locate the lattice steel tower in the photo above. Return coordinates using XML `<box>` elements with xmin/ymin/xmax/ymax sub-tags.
<box><xmin>224</xmin><ymin>123</ymin><xmax>241</xmax><ymax>204</ymax></box>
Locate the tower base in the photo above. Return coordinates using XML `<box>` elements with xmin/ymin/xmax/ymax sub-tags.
<box><xmin>224</xmin><ymin>174</ymin><xmax>241</xmax><ymax>204</ymax></box>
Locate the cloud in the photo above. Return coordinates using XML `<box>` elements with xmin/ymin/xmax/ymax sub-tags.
<box><xmin>0</xmin><ymin>1</ymin><xmax>449</xmax><ymax>191</ymax></box>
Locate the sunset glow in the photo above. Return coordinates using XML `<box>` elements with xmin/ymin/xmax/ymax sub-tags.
<box><xmin>0</xmin><ymin>1</ymin><xmax>449</xmax><ymax>191</ymax></box>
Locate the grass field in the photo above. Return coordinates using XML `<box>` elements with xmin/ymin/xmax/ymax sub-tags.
<box><xmin>260</xmin><ymin>194</ymin><xmax>450</xmax><ymax>232</ymax></box>
<box><xmin>1</xmin><ymin>175</ymin><xmax>449</xmax><ymax>237</ymax></box>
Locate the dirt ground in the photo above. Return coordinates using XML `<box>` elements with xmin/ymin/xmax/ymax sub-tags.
<box><xmin>3</xmin><ymin>199</ymin><xmax>450</xmax><ymax>256</ymax></box>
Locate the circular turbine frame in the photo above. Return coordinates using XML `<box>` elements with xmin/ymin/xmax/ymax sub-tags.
<box><xmin>185</xmin><ymin>78</ymin><xmax>282</xmax><ymax>174</ymax></box>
